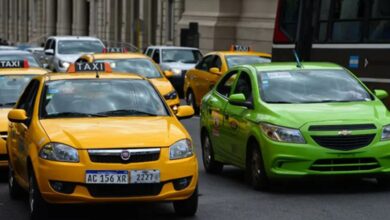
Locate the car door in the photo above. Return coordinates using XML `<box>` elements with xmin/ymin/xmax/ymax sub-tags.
<box><xmin>8</xmin><ymin>80</ymin><xmax>40</xmax><ymax>183</ymax></box>
<box><xmin>191</xmin><ymin>55</ymin><xmax>216</xmax><ymax>106</ymax></box>
<box><xmin>220</xmin><ymin>70</ymin><xmax>255</xmax><ymax>167</ymax></box>
<box><xmin>206</xmin><ymin>71</ymin><xmax>239</xmax><ymax>162</ymax></box>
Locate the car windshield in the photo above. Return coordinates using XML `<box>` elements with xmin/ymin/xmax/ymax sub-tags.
<box><xmin>0</xmin><ymin>75</ymin><xmax>36</xmax><ymax>107</ymax></box>
<box><xmin>161</xmin><ymin>49</ymin><xmax>202</xmax><ymax>64</ymax></box>
<box><xmin>258</xmin><ymin>69</ymin><xmax>373</xmax><ymax>103</ymax></box>
<box><xmin>226</xmin><ymin>55</ymin><xmax>270</xmax><ymax>69</ymax></box>
<box><xmin>96</xmin><ymin>58</ymin><xmax>162</xmax><ymax>78</ymax></box>
<box><xmin>0</xmin><ymin>54</ymin><xmax>41</xmax><ymax>67</ymax></box>
<box><xmin>58</xmin><ymin>40</ymin><xmax>104</xmax><ymax>54</ymax></box>
<box><xmin>41</xmin><ymin>79</ymin><xmax>168</xmax><ymax>118</ymax></box>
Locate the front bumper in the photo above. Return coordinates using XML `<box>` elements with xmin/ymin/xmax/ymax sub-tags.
<box><xmin>0</xmin><ymin>138</ymin><xmax>8</xmax><ymax>168</ymax></box>
<box><xmin>262</xmin><ymin>138</ymin><xmax>390</xmax><ymax>179</ymax></box>
<box><xmin>33</xmin><ymin>148</ymin><xmax>198</xmax><ymax>204</ymax></box>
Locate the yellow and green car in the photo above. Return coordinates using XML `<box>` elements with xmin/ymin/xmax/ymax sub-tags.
<box><xmin>200</xmin><ymin>62</ymin><xmax>390</xmax><ymax>189</ymax></box>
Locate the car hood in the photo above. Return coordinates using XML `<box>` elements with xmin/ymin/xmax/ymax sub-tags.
<box><xmin>57</xmin><ymin>54</ymin><xmax>83</xmax><ymax>63</ymax></box>
<box><xmin>149</xmin><ymin>78</ymin><xmax>175</xmax><ymax>95</ymax></box>
<box><xmin>0</xmin><ymin>108</ymin><xmax>11</xmax><ymax>132</ymax></box>
<box><xmin>261</xmin><ymin>101</ymin><xmax>390</xmax><ymax>129</ymax></box>
<box><xmin>160</xmin><ymin>62</ymin><xmax>196</xmax><ymax>71</ymax></box>
<box><xmin>40</xmin><ymin>117</ymin><xmax>189</xmax><ymax>149</ymax></box>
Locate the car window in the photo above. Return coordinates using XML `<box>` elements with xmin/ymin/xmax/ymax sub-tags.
<box><xmin>96</xmin><ymin>58</ymin><xmax>162</xmax><ymax>78</ymax></box>
<box><xmin>233</xmin><ymin>71</ymin><xmax>253</xmax><ymax>101</ymax></box>
<box><xmin>258</xmin><ymin>69</ymin><xmax>373</xmax><ymax>103</ymax></box>
<box><xmin>0</xmin><ymin>75</ymin><xmax>37</xmax><ymax>108</ymax></box>
<box><xmin>196</xmin><ymin>55</ymin><xmax>214</xmax><ymax>71</ymax></box>
<box><xmin>146</xmin><ymin>48</ymin><xmax>153</xmax><ymax>57</ymax></box>
<box><xmin>41</xmin><ymin>79</ymin><xmax>169</xmax><ymax>118</ymax></box>
<box><xmin>44</xmin><ymin>39</ymin><xmax>52</xmax><ymax>50</ymax></box>
<box><xmin>161</xmin><ymin>49</ymin><xmax>202</xmax><ymax>64</ymax></box>
<box><xmin>152</xmin><ymin>49</ymin><xmax>160</xmax><ymax>64</ymax></box>
<box><xmin>216</xmin><ymin>71</ymin><xmax>239</xmax><ymax>97</ymax></box>
<box><xmin>57</xmin><ymin>40</ymin><xmax>104</xmax><ymax>54</ymax></box>
<box><xmin>225</xmin><ymin>55</ymin><xmax>271</xmax><ymax>69</ymax></box>
<box><xmin>213</xmin><ymin>56</ymin><xmax>222</xmax><ymax>69</ymax></box>
<box><xmin>16</xmin><ymin>79</ymin><xmax>40</xmax><ymax>117</ymax></box>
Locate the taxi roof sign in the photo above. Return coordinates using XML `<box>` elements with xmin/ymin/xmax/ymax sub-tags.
<box><xmin>102</xmin><ymin>47</ymin><xmax>128</xmax><ymax>53</ymax></box>
<box><xmin>0</xmin><ymin>60</ymin><xmax>29</xmax><ymax>68</ymax></box>
<box><xmin>67</xmin><ymin>62</ymin><xmax>112</xmax><ymax>73</ymax></box>
<box><xmin>230</xmin><ymin>45</ymin><xmax>252</xmax><ymax>52</ymax></box>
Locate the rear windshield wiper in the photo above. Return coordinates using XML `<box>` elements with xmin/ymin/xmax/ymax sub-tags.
<box><xmin>97</xmin><ymin>109</ymin><xmax>159</xmax><ymax>116</ymax></box>
<box><xmin>0</xmin><ymin>102</ymin><xmax>16</xmax><ymax>107</ymax></box>
<box><xmin>45</xmin><ymin>112</ymin><xmax>108</xmax><ymax>118</ymax></box>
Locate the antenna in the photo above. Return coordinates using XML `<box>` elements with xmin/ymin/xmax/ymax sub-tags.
<box><xmin>95</xmin><ymin>71</ymin><xmax>100</xmax><ymax>79</ymax></box>
<box><xmin>293</xmin><ymin>50</ymin><xmax>303</xmax><ymax>68</ymax></box>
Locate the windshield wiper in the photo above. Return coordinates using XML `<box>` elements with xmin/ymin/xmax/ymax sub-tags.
<box><xmin>97</xmin><ymin>109</ymin><xmax>158</xmax><ymax>116</ymax></box>
<box><xmin>0</xmin><ymin>102</ymin><xmax>16</xmax><ymax>107</ymax></box>
<box><xmin>45</xmin><ymin>112</ymin><xmax>108</xmax><ymax>118</ymax></box>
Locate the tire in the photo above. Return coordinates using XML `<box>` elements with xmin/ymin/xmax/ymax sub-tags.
<box><xmin>29</xmin><ymin>169</ymin><xmax>49</xmax><ymax>220</ymax></box>
<box><xmin>8</xmin><ymin>165</ymin><xmax>24</xmax><ymax>199</ymax></box>
<box><xmin>186</xmin><ymin>90</ymin><xmax>199</xmax><ymax>115</ymax></box>
<box><xmin>202</xmin><ymin>133</ymin><xmax>223</xmax><ymax>174</ymax></box>
<box><xmin>173</xmin><ymin>187</ymin><xmax>198</xmax><ymax>217</ymax></box>
<box><xmin>247</xmin><ymin>142</ymin><xmax>269</xmax><ymax>190</ymax></box>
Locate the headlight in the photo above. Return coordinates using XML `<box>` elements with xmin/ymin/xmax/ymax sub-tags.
<box><xmin>260</xmin><ymin>123</ymin><xmax>305</xmax><ymax>144</ymax></box>
<box><xmin>381</xmin><ymin>125</ymin><xmax>390</xmax><ymax>141</ymax></box>
<box><xmin>39</xmin><ymin>143</ymin><xmax>79</xmax><ymax>162</ymax></box>
<box><xmin>164</xmin><ymin>90</ymin><xmax>178</xmax><ymax>100</ymax></box>
<box><xmin>59</xmin><ymin>60</ymin><xmax>70</xmax><ymax>68</ymax></box>
<box><xmin>169</xmin><ymin>139</ymin><xmax>193</xmax><ymax>160</ymax></box>
<box><xmin>171</xmin><ymin>68</ymin><xmax>181</xmax><ymax>75</ymax></box>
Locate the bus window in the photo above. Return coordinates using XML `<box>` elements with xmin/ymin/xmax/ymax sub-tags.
<box><xmin>369</xmin><ymin>0</ymin><xmax>390</xmax><ymax>42</ymax></box>
<box><xmin>274</xmin><ymin>0</ymin><xmax>300</xmax><ymax>43</ymax></box>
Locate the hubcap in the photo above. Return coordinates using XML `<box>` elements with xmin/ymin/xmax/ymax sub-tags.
<box><xmin>203</xmin><ymin>137</ymin><xmax>211</xmax><ymax>166</ymax></box>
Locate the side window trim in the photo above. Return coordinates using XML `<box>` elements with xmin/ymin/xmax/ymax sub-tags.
<box><xmin>215</xmin><ymin>70</ymin><xmax>239</xmax><ymax>98</ymax></box>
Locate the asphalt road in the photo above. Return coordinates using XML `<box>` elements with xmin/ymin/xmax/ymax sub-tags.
<box><xmin>1</xmin><ymin>116</ymin><xmax>390</xmax><ymax>220</ymax></box>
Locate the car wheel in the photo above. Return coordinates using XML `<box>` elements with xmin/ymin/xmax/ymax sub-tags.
<box><xmin>173</xmin><ymin>187</ymin><xmax>198</xmax><ymax>217</ymax></box>
<box><xmin>29</xmin><ymin>169</ymin><xmax>49</xmax><ymax>220</ymax></box>
<box><xmin>202</xmin><ymin>133</ymin><xmax>223</xmax><ymax>174</ymax></box>
<box><xmin>248</xmin><ymin>143</ymin><xmax>269</xmax><ymax>190</ymax></box>
<box><xmin>8</xmin><ymin>165</ymin><xmax>24</xmax><ymax>199</ymax></box>
<box><xmin>186</xmin><ymin>90</ymin><xmax>199</xmax><ymax>114</ymax></box>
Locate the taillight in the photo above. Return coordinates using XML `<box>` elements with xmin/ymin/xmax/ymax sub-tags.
<box><xmin>273</xmin><ymin>0</ymin><xmax>290</xmax><ymax>44</ymax></box>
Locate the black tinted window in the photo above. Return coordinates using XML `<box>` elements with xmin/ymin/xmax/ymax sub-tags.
<box><xmin>280</xmin><ymin>0</ymin><xmax>300</xmax><ymax>41</ymax></box>
<box><xmin>216</xmin><ymin>71</ymin><xmax>238</xmax><ymax>97</ymax></box>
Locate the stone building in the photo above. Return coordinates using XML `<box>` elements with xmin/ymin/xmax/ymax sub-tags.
<box><xmin>0</xmin><ymin>0</ymin><xmax>276</xmax><ymax>53</ymax></box>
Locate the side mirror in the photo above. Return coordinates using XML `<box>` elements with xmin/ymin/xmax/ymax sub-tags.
<box><xmin>228</xmin><ymin>93</ymin><xmax>253</xmax><ymax>108</ymax></box>
<box><xmin>45</xmin><ymin>49</ymin><xmax>54</xmax><ymax>55</ymax></box>
<box><xmin>374</xmin><ymin>89</ymin><xmax>388</xmax><ymax>100</ymax></box>
<box><xmin>163</xmin><ymin>70</ymin><xmax>174</xmax><ymax>78</ymax></box>
<box><xmin>8</xmin><ymin>109</ymin><xmax>28</xmax><ymax>123</ymax></box>
<box><xmin>209</xmin><ymin>67</ymin><xmax>221</xmax><ymax>75</ymax></box>
<box><xmin>175</xmin><ymin>106</ymin><xmax>194</xmax><ymax>120</ymax></box>
<box><xmin>42</xmin><ymin>63</ymin><xmax>49</xmax><ymax>69</ymax></box>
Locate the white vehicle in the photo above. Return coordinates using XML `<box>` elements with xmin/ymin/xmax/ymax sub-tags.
<box><xmin>44</xmin><ymin>36</ymin><xmax>105</xmax><ymax>72</ymax></box>
<box><xmin>145</xmin><ymin>46</ymin><xmax>202</xmax><ymax>95</ymax></box>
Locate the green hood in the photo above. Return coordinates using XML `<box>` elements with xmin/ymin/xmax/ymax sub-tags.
<box><xmin>261</xmin><ymin>101</ymin><xmax>390</xmax><ymax>129</ymax></box>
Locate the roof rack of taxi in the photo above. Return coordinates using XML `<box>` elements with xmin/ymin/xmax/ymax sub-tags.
<box><xmin>102</xmin><ymin>47</ymin><xmax>128</xmax><ymax>53</ymax></box>
<box><xmin>230</xmin><ymin>44</ymin><xmax>252</xmax><ymax>52</ymax></box>
<box><xmin>0</xmin><ymin>59</ymin><xmax>29</xmax><ymax>68</ymax></box>
<box><xmin>67</xmin><ymin>62</ymin><xmax>112</xmax><ymax>78</ymax></box>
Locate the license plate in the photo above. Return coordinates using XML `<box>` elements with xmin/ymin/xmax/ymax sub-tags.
<box><xmin>85</xmin><ymin>170</ymin><xmax>129</xmax><ymax>184</ymax></box>
<box><xmin>130</xmin><ymin>170</ymin><xmax>160</xmax><ymax>184</ymax></box>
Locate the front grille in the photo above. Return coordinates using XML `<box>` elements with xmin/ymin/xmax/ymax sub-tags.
<box><xmin>0</xmin><ymin>154</ymin><xmax>8</xmax><ymax>161</ymax></box>
<box><xmin>309</xmin><ymin>124</ymin><xmax>376</xmax><ymax>131</ymax></box>
<box><xmin>88</xmin><ymin>148</ymin><xmax>160</xmax><ymax>164</ymax></box>
<box><xmin>86</xmin><ymin>183</ymin><xmax>163</xmax><ymax>197</ymax></box>
<box><xmin>310</xmin><ymin>158</ymin><xmax>380</xmax><ymax>172</ymax></box>
<box><xmin>0</xmin><ymin>132</ymin><xmax>7</xmax><ymax>141</ymax></box>
<box><xmin>311</xmin><ymin>134</ymin><xmax>375</xmax><ymax>150</ymax></box>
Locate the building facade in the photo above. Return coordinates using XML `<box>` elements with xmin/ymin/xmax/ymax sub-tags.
<box><xmin>0</xmin><ymin>0</ymin><xmax>276</xmax><ymax>53</ymax></box>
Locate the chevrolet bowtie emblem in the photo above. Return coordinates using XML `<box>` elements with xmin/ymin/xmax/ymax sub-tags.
<box><xmin>338</xmin><ymin>130</ymin><xmax>352</xmax><ymax>136</ymax></box>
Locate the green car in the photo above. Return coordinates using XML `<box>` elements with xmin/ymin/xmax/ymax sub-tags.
<box><xmin>200</xmin><ymin>62</ymin><xmax>390</xmax><ymax>189</ymax></box>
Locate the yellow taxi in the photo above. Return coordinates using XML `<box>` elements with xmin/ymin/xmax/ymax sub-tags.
<box><xmin>183</xmin><ymin>45</ymin><xmax>271</xmax><ymax>113</ymax></box>
<box><xmin>77</xmin><ymin>48</ymin><xmax>180</xmax><ymax>110</ymax></box>
<box><xmin>7</xmin><ymin>62</ymin><xmax>198</xmax><ymax>219</ymax></box>
<box><xmin>0</xmin><ymin>60</ymin><xmax>48</xmax><ymax>170</ymax></box>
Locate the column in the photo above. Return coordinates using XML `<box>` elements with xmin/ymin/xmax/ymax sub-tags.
<box><xmin>72</xmin><ymin>0</ymin><xmax>88</xmax><ymax>35</ymax></box>
<box><xmin>56</xmin><ymin>0</ymin><xmax>72</xmax><ymax>35</ymax></box>
<box><xmin>45</xmin><ymin>0</ymin><xmax>57</xmax><ymax>36</ymax></box>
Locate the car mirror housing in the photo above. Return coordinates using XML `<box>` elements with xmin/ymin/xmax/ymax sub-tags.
<box><xmin>374</xmin><ymin>90</ymin><xmax>388</xmax><ymax>100</ymax></box>
<box><xmin>228</xmin><ymin>93</ymin><xmax>253</xmax><ymax>108</ymax></box>
<box><xmin>175</xmin><ymin>106</ymin><xmax>194</xmax><ymax>120</ymax></box>
<box><xmin>8</xmin><ymin>109</ymin><xmax>28</xmax><ymax>123</ymax></box>
<box><xmin>45</xmin><ymin>49</ymin><xmax>54</xmax><ymax>55</ymax></box>
<box><xmin>209</xmin><ymin>67</ymin><xmax>221</xmax><ymax>75</ymax></box>
<box><xmin>163</xmin><ymin>70</ymin><xmax>174</xmax><ymax>78</ymax></box>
